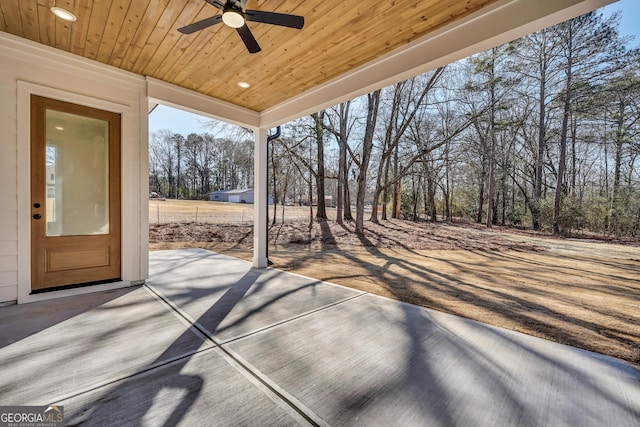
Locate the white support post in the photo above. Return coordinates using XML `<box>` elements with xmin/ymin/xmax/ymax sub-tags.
<box><xmin>253</xmin><ymin>128</ymin><xmax>269</xmax><ymax>268</ymax></box>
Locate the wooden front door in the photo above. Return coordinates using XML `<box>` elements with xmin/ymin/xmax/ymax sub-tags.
<box><xmin>30</xmin><ymin>95</ymin><xmax>121</xmax><ymax>292</ymax></box>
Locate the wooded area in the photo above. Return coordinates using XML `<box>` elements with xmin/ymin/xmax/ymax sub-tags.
<box><xmin>150</xmin><ymin>11</ymin><xmax>640</xmax><ymax>237</ymax></box>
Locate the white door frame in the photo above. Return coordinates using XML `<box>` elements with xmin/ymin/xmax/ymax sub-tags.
<box><xmin>16</xmin><ymin>81</ymin><xmax>139</xmax><ymax>304</ymax></box>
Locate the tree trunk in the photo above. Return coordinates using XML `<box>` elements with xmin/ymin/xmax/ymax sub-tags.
<box><xmin>486</xmin><ymin>144</ymin><xmax>496</xmax><ymax>227</ymax></box>
<box><xmin>312</xmin><ymin>112</ymin><xmax>327</xmax><ymax>220</ymax></box>
<box><xmin>553</xmin><ymin>24</ymin><xmax>573</xmax><ymax>235</ymax></box>
<box><xmin>500</xmin><ymin>164</ymin><xmax>507</xmax><ymax>226</ymax></box>
<box><xmin>392</xmin><ymin>145</ymin><xmax>400</xmax><ymax>219</ymax></box>
<box><xmin>270</xmin><ymin>139</ymin><xmax>277</xmax><ymax>226</ymax></box>
<box><xmin>570</xmin><ymin>116</ymin><xmax>578</xmax><ymax>194</ymax></box>
<box><xmin>355</xmin><ymin>90</ymin><xmax>381</xmax><ymax>235</ymax></box>
<box><xmin>532</xmin><ymin>54</ymin><xmax>547</xmax><ymax>230</ymax></box>
<box><xmin>486</xmin><ymin>51</ymin><xmax>497</xmax><ymax>228</ymax></box>
<box><xmin>174</xmin><ymin>136</ymin><xmax>182</xmax><ymax>199</ymax></box>
<box><xmin>337</xmin><ymin>139</ymin><xmax>345</xmax><ymax>225</ymax></box>
<box><xmin>333</xmin><ymin>101</ymin><xmax>352</xmax><ymax>224</ymax></box>
<box><xmin>280</xmin><ymin>169</ymin><xmax>290</xmax><ymax>224</ymax></box>
<box><xmin>344</xmin><ymin>182</ymin><xmax>353</xmax><ymax>221</ymax></box>
<box><xmin>412</xmin><ymin>171</ymin><xmax>419</xmax><ymax>220</ymax></box>
<box><xmin>422</xmin><ymin>168</ymin><xmax>429</xmax><ymax>221</ymax></box>
<box><xmin>394</xmin><ymin>165</ymin><xmax>403</xmax><ymax>219</ymax></box>
<box><xmin>476</xmin><ymin>125</ymin><xmax>486</xmax><ymax>223</ymax></box>
<box><xmin>369</xmin><ymin>146</ymin><xmax>386</xmax><ymax>224</ymax></box>
<box><xmin>611</xmin><ymin>104</ymin><xmax>625</xmax><ymax>233</ymax></box>
<box><xmin>444</xmin><ymin>141</ymin><xmax>452</xmax><ymax>221</ymax></box>
<box><xmin>428</xmin><ymin>176</ymin><xmax>437</xmax><ymax>222</ymax></box>
<box><xmin>381</xmin><ymin>154</ymin><xmax>391</xmax><ymax>221</ymax></box>
<box><xmin>308</xmin><ymin>173</ymin><xmax>314</xmax><ymax>227</ymax></box>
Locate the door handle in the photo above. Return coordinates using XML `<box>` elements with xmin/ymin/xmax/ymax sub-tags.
<box><xmin>33</xmin><ymin>214</ymin><xmax>42</xmax><ymax>220</ymax></box>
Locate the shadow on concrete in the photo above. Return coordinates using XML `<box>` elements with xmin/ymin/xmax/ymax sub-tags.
<box><xmin>66</xmin><ymin>268</ymin><xmax>261</xmax><ymax>426</ymax></box>
<box><xmin>0</xmin><ymin>287</ymin><xmax>139</xmax><ymax>349</ymax></box>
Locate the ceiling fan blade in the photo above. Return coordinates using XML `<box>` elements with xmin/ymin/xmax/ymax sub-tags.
<box><xmin>178</xmin><ymin>15</ymin><xmax>223</xmax><ymax>34</ymax></box>
<box><xmin>236</xmin><ymin>25</ymin><xmax>261</xmax><ymax>53</ymax></box>
<box><xmin>205</xmin><ymin>0</ymin><xmax>225</xmax><ymax>10</ymax></box>
<box><xmin>245</xmin><ymin>10</ymin><xmax>304</xmax><ymax>29</ymax></box>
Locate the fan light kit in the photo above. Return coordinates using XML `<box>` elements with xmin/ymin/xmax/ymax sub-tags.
<box><xmin>178</xmin><ymin>0</ymin><xmax>304</xmax><ymax>54</ymax></box>
<box><xmin>50</xmin><ymin>7</ymin><xmax>77</xmax><ymax>22</ymax></box>
<box><xmin>222</xmin><ymin>8</ymin><xmax>245</xmax><ymax>28</ymax></box>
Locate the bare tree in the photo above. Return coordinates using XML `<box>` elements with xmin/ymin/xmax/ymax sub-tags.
<box><xmin>511</xmin><ymin>28</ymin><xmax>563</xmax><ymax>230</ymax></box>
<box><xmin>553</xmin><ymin>11</ymin><xmax>628</xmax><ymax>234</ymax></box>
<box><xmin>326</xmin><ymin>101</ymin><xmax>356</xmax><ymax>224</ymax></box>
<box><xmin>370</xmin><ymin>67</ymin><xmax>446</xmax><ymax>223</ymax></box>
<box><xmin>355</xmin><ymin>90</ymin><xmax>381</xmax><ymax>234</ymax></box>
<box><xmin>311</xmin><ymin>111</ymin><xmax>328</xmax><ymax>220</ymax></box>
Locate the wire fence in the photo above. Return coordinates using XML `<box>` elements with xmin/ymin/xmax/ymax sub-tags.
<box><xmin>149</xmin><ymin>202</ymin><xmax>253</xmax><ymax>224</ymax></box>
<box><xmin>148</xmin><ymin>201</ymin><xmax>336</xmax><ymax>224</ymax></box>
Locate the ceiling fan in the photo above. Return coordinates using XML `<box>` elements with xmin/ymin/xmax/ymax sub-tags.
<box><xmin>178</xmin><ymin>0</ymin><xmax>304</xmax><ymax>54</ymax></box>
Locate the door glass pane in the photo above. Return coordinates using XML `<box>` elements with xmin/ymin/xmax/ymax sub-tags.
<box><xmin>45</xmin><ymin>109</ymin><xmax>110</xmax><ymax>236</ymax></box>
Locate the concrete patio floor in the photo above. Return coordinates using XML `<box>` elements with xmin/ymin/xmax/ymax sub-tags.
<box><xmin>1</xmin><ymin>248</ymin><xmax>638</xmax><ymax>426</ymax></box>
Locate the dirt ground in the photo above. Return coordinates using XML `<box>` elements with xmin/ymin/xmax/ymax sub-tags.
<box><xmin>149</xmin><ymin>201</ymin><xmax>640</xmax><ymax>364</ymax></box>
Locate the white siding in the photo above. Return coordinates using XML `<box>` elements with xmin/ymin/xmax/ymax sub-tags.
<box><xmin>0</xmin><ymin>33</ymin><xmax>148</xmax><ymax>304</ymax></box>
<box><xmin>0</xmin><ymin>61</ymin><xmax>18</xmax><ymax>302</ymax></box>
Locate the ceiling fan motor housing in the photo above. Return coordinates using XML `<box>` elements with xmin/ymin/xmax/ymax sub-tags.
<box><xmin>178</xmin><ymin>0</ymin><xmax>305</xmax><ymax>54</ymax></box>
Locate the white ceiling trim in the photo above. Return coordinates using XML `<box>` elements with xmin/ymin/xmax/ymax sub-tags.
<box><xmin>259</xmin><ymin>0</ymin><xmax>617</xmax><ymax>129</ymax></box>
<box><xmin>0</xmin><ymin>32</ymin><xmax>144</xmax><ymax>89</ymax></box>
<box><xmin>146</xmin><ymin>77</ymin><xmax>261</xmax><ymax>129</ymax></box>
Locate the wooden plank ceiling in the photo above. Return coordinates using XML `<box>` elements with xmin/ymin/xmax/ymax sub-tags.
<box><xmin>0</xmin><ymin>0</ymin><xmax>498</xmax><ymax>112</ymax></box>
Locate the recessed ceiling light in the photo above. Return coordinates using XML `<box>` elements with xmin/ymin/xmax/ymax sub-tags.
<box><xmin>55</xmin><ymin>126</ymin><xmax>64</xmax><ymax>131</ymax></box>
<box><xmin>51</xmin><ymin>7</ymin><xmax>77</xmax><ymax>22</ymax></box>
<box><xmin>238</xmin><ymin>81</ymin><xmax>251</xmax><ymax>89</ymax></box>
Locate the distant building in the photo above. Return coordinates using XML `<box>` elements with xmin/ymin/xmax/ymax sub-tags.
<box><xmin>209</xmin><ymin>190</ymin><xmax>231</xmax><ymax>202</ymax></box>
<box><xmin>210</xmin><ymin>189</ymin><xmax>273</xmax><ymax>205</ymax></box>
<box><xmin>227</xmin><ymin>189</ymin><xmax>254</xmax><ymax>204</ymax></box>
<box><xmin>324</xmin><ymin>195</ymin><xmax>333</xmax><ymax>208</ymax></box>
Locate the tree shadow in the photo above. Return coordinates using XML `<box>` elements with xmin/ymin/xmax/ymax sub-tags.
<box><xmin>63</xmin><ymin>250</ymin><xmax>333</xmax><ymax>425</ymax></box>
<box><xmin>48</xmin><ymin>245</ymin><xmax>639</xmax><ymax>425</ymax></box>
<box><xmin>296</xmin><ymin>221</ymin><xmax>640</xmax><ymax>363</ymax></box>
<box><xmin>0</xmin><ymin>287</ymin><xmax>140</xmax><ymax>349</ymax></box>
<box><xmin>63</xmin><ymin>257</ymin><xmax>303</xmax><ymax>425</ymax></box>
<box><xmin>65</xmin><ymin>268</ymin><xmax>260</xmax><ymax>425</ymax></box>
<box><xmin>331</xmin><ymin>276</ymin><xmax>639</xmax><ymax>424</ymax></box>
